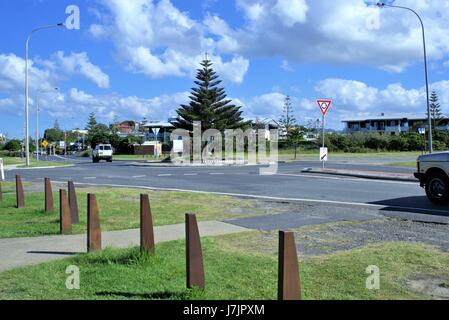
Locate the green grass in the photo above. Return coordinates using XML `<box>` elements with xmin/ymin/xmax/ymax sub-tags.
<box><xmin>386</xmin><ymin>162</ymin><xmax>416</xmax><ymax>167</ymax></box>
<box><xmin>113</xmin><ymin>154</ymin><xmax>167</xmax><ymax>161</ymax></box>
<box><xmin>0</xmin><ymin>236</ymin><xmax>447</xmax><ymax>300</ymax></box>
<box><xmin>1</xmin><ymin>156</ymin><xmax>69</xmax><ymax>168</ymax></box>
<box><xmin>0</xmin><ymin>181</ymin><xmax>31</xmax><ymax>193</ymax></box>
<box><xmin>277</xmin><ymin>149</ymin><xmax>422</xmax><ymax>160</ymax></box>
<box><xmin>0</xmin><ymin>187</ymin><xmax>262</xmax><ymax>238</ymax></box>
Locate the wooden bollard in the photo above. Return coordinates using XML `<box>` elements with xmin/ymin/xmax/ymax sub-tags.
<box><xmin>59</xmin><ymin>190</ymin><xmax>72</xmax><ymax>235</ymax></box>
<box><xmin>68</xmin><ymin>181</ymin><xmax>79</xmax><ymax>224</ymax></box>
<box><xmin>15</xmin><ymin>175</ymin><xmax>25</xmax><ymax>208</ymax></box>
<box><xmin>278</xmin><ymin>231</ymin><xmax>301</xmax><ymax>300</ymax></box>
<box><xmin>87</xmin><ymin>194</ymin><xmax>101</xmax><ymax>252</ymax></box>
<box><xmin>186</xmin><ymin>213</ymin><xmax>205</xmax><ymax>289</ymax></box>
<box><xmin>45</xmin><ymin>178</ymin><xmax>54</xmax><ymax>213</ymax></box>
<box><xmin>140</xmin><ymin>194</ymin><xmax>155</xmax><ymax>254</ymax></box>
<box><xmin>0</xmin><ymin>180</ymin><xmax>2</xmax><ymax>202</ymax></box>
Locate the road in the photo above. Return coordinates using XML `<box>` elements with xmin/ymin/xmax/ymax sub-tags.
<box><xmin>4</xmin><ymin>157</ymin><xmax>448</xmax><ymax>219</ymax></box>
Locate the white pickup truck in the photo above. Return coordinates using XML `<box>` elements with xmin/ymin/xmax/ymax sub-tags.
<box><xmin>92</xmin><ymin>144</ymin><xmax>113</xmax><ymax>163</ymax></box>
<box><xmin>414</xmin><ymin>151</ymin><xmax>449</xmax><ymax>204</ymax></box>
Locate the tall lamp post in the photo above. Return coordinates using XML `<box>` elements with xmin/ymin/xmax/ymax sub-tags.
<box><xmin>25</xmin><ymin>23</ymin><xmax>65</xmax><ymax>167</ymax></box>
<box><xmin>377</xmin><ymin>2</ymin><xmax>433</xmax><ymax>153</ymax></box>
<box><xmin>35</xmin><ymin>88</ymin><xmax>59</xmax><ymax>161</ymax></box>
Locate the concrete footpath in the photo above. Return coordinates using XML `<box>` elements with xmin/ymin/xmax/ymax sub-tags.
<box><xmin>0</xmin><ymin>221</ymin><xmax>249</xmax><ymax>272</ymax></box>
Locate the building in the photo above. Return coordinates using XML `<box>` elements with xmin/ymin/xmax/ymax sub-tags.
<box><xmin>112</xmin><ymin>121</ymin><xmax>143</xmax><ymax>138</ymax></box>
<box><xmin>141</xmin><ymin>119</ymin><xmax>176</xmax><ymax>144</ymax></box>
<box><xmin>343</xmin><ymin>113</ymin><xmax>449</xmax><ymax>134</ymax></box>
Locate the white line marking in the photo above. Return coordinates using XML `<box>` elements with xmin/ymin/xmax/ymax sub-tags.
<box><xmin>83</xmin><ymin>177</ymin><xmax>97</xmax><ymax>180</ymax></box>
<box><xmin>276</xmin><ymin>173</ymin><xmax>416</xmax><ymax>185</ymax></box>
<box><xmin>52</xmin><ymin>181</ymin><xmax>449</xmax><ymax>215</ymax></box>
<box><xmin>184</xmin><ymin>173</ymin><xmax>198</xmax><ymax>176</ymax></box>
<box><xmin>158</xmin><ymin>174</ymin><xmax>172</xmax><ymax>177</ymax></box>
<box><xmin>132</xmin><ymin>175</ymin><xmax>146</xmax><ymax>178</ymax></box>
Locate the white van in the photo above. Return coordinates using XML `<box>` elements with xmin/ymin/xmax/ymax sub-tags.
<box><xmin>92</xmin><ymin>144</ymin><xmax>113</xmax><ymax>163</ymax></box>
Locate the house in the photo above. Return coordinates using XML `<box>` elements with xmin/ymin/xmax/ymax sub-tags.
<box><xmin>141</xmin><ymin>120</ymin><xmax>176</xmax><ymax>144</ymax></box>
<box><xmin>113</xmin><ymin>121</ymin><xmax>142</xmax><ymax>137</ymax></box>
<box><xmin>343</xmin><ymin>113</ymin><xmax>449</xmax><ymax>134</ymax></box>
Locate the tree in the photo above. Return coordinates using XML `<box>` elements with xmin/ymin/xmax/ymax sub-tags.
<box><xmin>279</xmin><ymin>95</ymin><xmax>296</xmax><ymax>135</ymax></box>
<box><xmin>428</xmin><ymin>91</ymin><xmax>444</xmax><ymax>128</ymax></box>
<box><xmin>88</xmin><ymin>124</ymin><xmax>110</xmax><ymax>148</ymax></box>
<box><xmin>173</xmin><ymin>58</ymin><xmax>250</xmax><ymax>133</ymax></box>
<box><xmin>86</xmin><ymin>112</ymin><xmax>97</xmax><ymax>132</ymax></box>
<box><xmin>4</xmin><ymin>139</ymin><xmax>21</xmax><ymax>151</ymax></box>
<box><xmin>287</xmin><ymin>127</ymin><xmax>304</xmax><ymax>159</ymax></box>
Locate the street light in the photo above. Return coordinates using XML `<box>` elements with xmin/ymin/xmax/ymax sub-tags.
<box><xmin>35</xmin><ymin>88</ymin><xmax>59</xmax><ymax>161</ymax></box>
<box><xmin>376</xmin><ymin>2</ymin><xmax>433</xmax><ymax>153</ymax></box>
<box><xmin>25</xmin><ymin>23</ymin><xmax>65</xmax><ymax>166</ymax></box>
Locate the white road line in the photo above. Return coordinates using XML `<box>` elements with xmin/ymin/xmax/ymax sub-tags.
<box><xmin>158</xmin><ymin>174</ymin><xmax>172</xmax><ymax>177</ymax></box>
<box><xmin>184</xmin><ymin>173</ymin><xmax>198</xmax><ymax>176</ymax></box>
<box><xmin>83</xmin><ymin>177</ymin><xmax>97</xmax><ymax>180</ymax></box>
<box><xmin>276</xmin><ymin>173</ymin><xmax>416</xmax><ymax>185</ymax></box>
<box><xmin>52</xmin><ymin>181</ymin><xmax>449</xmax><ymax>215</ymax></box>
<box><xmin>132</xmin><ymin>175</ymin><xmax>146</xmax><ymax>178</ymax></box>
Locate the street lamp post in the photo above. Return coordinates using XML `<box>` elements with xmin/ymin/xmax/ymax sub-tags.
<box><xmin>25</xmin><ymin>23</ymin><xmax>64</xmax><ymax>166</ymax></box>
<box><xmin>35</xmin><ymin>88</ymin><xmax>58</xmax><ymax>161</ymax></box>
<box><xmin>377</xmin><ymin>2</ymin><xmax>433</xmax><ymax>153</ymax></box>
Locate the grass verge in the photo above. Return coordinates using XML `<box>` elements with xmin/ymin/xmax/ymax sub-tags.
<box><xmin>386</xmin><ymin>161</ymin><xmax>416</xmax><ymax>167</ymax></box>
<box><xmin>0</xmin><ymin>187</ymin><xmax>263</xmax><ymax>238</ymax></box>
<box><xmin>0</xmin><ymin>236</ymin><xmax>447</xmax><ymax>300</ymax></box>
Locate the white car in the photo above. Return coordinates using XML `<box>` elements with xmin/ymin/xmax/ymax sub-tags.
<box><xmin>414</xmin><ymin>151</ymin><xmax>449</xmax><ymax>204</ymax></box>
<box><xmin>92</xmin><ymin>144</ymin><xmax>113</xmax><ymax>163</ymax></box>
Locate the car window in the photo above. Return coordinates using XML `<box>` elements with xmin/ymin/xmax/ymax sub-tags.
<box><xmin>100</xmin><ymin>146</ymin><xmax>104</xmax><ymax>150</ymax></box>
<box><xmin>104</xmin><ymin>146</ymin><xmax>112</xmax><ymax>150</ymax></box>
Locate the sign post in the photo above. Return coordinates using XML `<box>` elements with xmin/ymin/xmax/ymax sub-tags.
<box><xmin>316</xmin><ymin>100</ymin><xmax>332</xmax><ymax>169</ymax></box>
<box><xmin>0</xmin><ymin>158</ymin><xmax>4</xmax><ymax>181</ymax></box>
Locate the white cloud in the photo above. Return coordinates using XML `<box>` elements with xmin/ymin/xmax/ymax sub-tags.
<box><xmin>211</xmin><ymin>0</ymin><xmax>449</xmax><ymax>72</ymax></box>
<box><xmin>54</xmin><ymin>51</ymin><xmax>110</xmax><ymax>89</ymax></box>
<box><xmin>89</xmin><ymin>0</ymin><xmax>249</xmax><ymax>83</ymax></box>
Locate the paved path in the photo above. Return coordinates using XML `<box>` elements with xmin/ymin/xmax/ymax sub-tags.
<box><xmin>0</xmin><ymin>221</ymin><xmax>249</xmax><ymax>272</ymax></box>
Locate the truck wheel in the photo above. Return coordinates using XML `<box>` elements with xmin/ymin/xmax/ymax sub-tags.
<box><xmin>92</xmin><ymin>157</ymin><xmax>98</xmax><ymax>163</ymax></box>
<box><xmin>425</xmin><ymin>172</ymin><xmax>449</xmax><ymax>205</ymax></box>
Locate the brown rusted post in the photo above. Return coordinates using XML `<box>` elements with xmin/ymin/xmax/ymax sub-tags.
<box><xmin>59</xmin><ymin>189</ymin><xmax>72</xmax><ymax>235</ymax></box>
<box><xmin>186</xmin><ymin>213</ymin><xmax>205</xmax><ymax>289</ymax></box>
<box><xmin>0</xmin><ymin>180</ymin><xmax>2</xmax><ymax>202</ymax></box>
<box><xmin>68</xmin><ymin>181</ymin><xmax>79</xmax><ymax>224</ymax></box>
<box><xmin>45</xmin><ymin>178</ymin><xmax>54</xmax><ymax>213</ymax></box>
<box><xmin>15</xmin><ymin>175</ymin><xmax>25</xmax><ymax>208</ymax></box>
<box><xmin>278</xmin><ymin>230</ymin><xmax>301</xmax><ymax>300</ymax></box>
<box><xmin>87</xmin><ymin>194</ymin><xmax>102</xmax><ymax>252</ymax></box>
<box><xmin>140</xmin><ymin>194</ymin><xmax>155</xmax><ymax>254</ymax></box>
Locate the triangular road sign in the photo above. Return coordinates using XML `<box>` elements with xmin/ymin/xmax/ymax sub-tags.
<box><xmin>317</xmin><ymin>99</ymin><xmax>332</xmax><ymax>116</ymax></box>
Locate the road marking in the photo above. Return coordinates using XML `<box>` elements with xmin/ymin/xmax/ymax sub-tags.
<box><xmin>158</xmin><ymin>174</ymin><xmax>172</xmax><ymax>177</ymax></box>
<box><xmin>276</xmin><ymin>173</ymin><xmax>416</xmax><ymax>185</ymax></box>
<box><xmin>53</xmin><ymin>181</ymin><xmax>449</xmax><ymax>215</ymax></box>
<box><xmin>132</xmin><ymin>175</ymin><xmax>146</xmax><ymax>178</ymax></box>
<box><xmin>184</xmin><ymin>173</ymin><xmax>198</xmax><ymax>176</ymax></box>
<box><xmin>83</xmin><ymin>177</ymin><xmax>97</xmax><ymax>180</ymax></box>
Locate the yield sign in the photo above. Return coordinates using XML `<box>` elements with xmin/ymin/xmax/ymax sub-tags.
<box><xmin>317</xmin><ymin>99</ymin><xmax>332</xmax><ymax>116</ymax></box>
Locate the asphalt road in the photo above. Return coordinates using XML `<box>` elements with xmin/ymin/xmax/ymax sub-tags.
<box><xmin>4</xmin><ymin>157</ymin><xmax>447</xmax><ymax>218</ymax></box>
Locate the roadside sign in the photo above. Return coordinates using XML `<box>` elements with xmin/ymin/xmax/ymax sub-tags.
<box><xmin>59</xmin><ymin>141</ymin><xmax>65</xmax><ymax>148</ymax></box>
<box><xmin>317</xmin><ymin>100</ymin><xmax>332</xmax><ymax>116</ymax></box>
<box><xmin>418</xmin><ymin>128</ymin><xmax>425</xmax><ymax>135</ymax></box>
<box><xmin>42</xmin><ymin>140</ymin><xmax>49</xmax><ymax>149</ymax></box>
<box><xmin>320</xmin><ymin>147</ymin><xmax>328</xmax><ymax>162</ymax></box>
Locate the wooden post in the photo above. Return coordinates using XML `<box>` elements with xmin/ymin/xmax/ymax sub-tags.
<box><xmin>87</xmin><ymin>194</ymin><xmax>101</xmax><ymax>252</ymax></box>
<box><xmin>68</xmin><ymin>181</ymin><xmax>79</xmax><ymax>224</ymax></box>
<box><xmin>15</xmin><ymin>175</ymin><xmax>25</xmax><ymax>208</ymax></box>
<box><xmin>59</xmin><ymin>189</ymin><xmax>72</xmax><ymax>235</ymax></box>
<box><xmin>45</xmin><ymin>178</ymin><xmax>54</xmax><ymax>213</ymax></box>
<box><xmin>278</xmin><ymin>231</ymin><xmax>301</xmax><ymax>300</ymax></box>
<box><xmin>186</xmin><ymin>213</ymin><xmax>205</xmax><ymax>289</ymax></box>
<box><xmin>0</xmin><ymin>180</ymin><xmax>2</xmax><ymax>203</ymax></box>
<box><xmin>140</xmin><ymin>194</ymin><xmax>155</xmax><ymax>254</ymax></box>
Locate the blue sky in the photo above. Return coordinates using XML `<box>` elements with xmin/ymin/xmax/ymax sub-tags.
<box><xmin>1</xmin><ymin>0</ymin><xmax>449</xmax><ymax>138</ymax></box>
